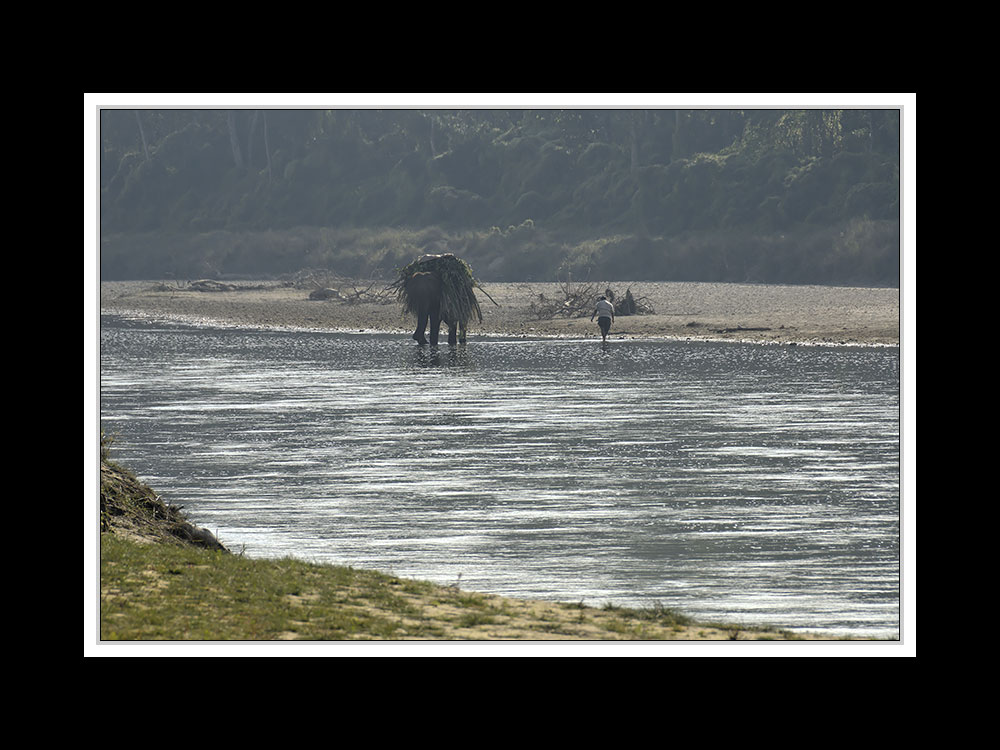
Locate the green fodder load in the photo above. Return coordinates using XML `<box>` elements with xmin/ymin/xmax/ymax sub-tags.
<box><xmin>391</xmin><ymin>254</ymin><xmax>484</xmax><ymax>325</ymax></box>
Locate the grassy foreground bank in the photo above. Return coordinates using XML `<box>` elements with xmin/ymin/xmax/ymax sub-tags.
<box><xmin>99</xmin><ymin>440</ymin><xmax>849</xmax><ymax>642</ymax></box>
<box><xmin>101</xmin><ymin>535</ymin><xmax>840</xmax><ymax>642</ymax></box>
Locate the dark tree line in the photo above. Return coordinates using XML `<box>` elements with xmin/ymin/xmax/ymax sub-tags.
<box><xmin>99</xmin><ymin>108</ymin><xmax>900</xmax><ymax>285</ymax></box>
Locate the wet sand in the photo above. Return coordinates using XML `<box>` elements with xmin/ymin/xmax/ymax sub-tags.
<box><xmin>99</xmin><ymin>280</ymin><xmax>899</xmax><ymax>347</ymax></box>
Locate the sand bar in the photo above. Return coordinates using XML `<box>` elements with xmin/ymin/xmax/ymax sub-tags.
<box><xmin>100</xmin><ymin>280</ymin><xmax>900</xmax><ymax>347</ymax></box>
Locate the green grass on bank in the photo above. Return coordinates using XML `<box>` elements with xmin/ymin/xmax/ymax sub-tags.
<box><xmin>101</xmin><ymin>534</ymin><xmax>448</xmax><ymax>640</ymax></box>
<box><xmin>99</xmin><ymin>533</ymin><xmax>845</xmax><ymax>642</ymax></box>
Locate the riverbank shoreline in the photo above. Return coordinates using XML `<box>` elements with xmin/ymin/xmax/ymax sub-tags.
<box><xmin>99</xmin><ymin>446</ymin><xmax>880</xmax><ymax>642</ymax></box>
<box><xmin>100</xmin><ymin>279</ymin><xmax>900</xmax><ymax>347</ymax></box>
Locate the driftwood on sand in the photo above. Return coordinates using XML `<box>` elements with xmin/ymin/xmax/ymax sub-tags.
<box><xmin>528</xmin><ymin>279</ymin><xmax>655</xmax><ymax>319</ymax></box>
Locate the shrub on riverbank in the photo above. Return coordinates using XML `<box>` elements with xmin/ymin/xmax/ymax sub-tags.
<box><xmin>100</xmin><ymin>433</ymin><xmax>226</xmax><ymax>550</ymax></box>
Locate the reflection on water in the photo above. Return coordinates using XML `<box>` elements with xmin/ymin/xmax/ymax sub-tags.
<box><xmin>99</xmin><ymin>315</ymin><xmax>900</xmax><ymax>637</ymax></box>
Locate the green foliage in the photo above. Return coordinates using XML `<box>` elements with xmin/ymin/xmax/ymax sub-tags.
<box><xmin>99</xmin><ymin>108</ymin><xmax>901</xmax><ymax>286</ymax></box>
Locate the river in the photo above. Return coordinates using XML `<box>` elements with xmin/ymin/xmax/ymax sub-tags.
<box><xmin>99</xmin><ymin>315</ymin><xmax>901</xmax><ymax>638</ymax></box>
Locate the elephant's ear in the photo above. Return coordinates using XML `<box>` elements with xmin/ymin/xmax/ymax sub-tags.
<box><xmin>390</xmin><ymin>263</ymin><xmax>421</xmax><ymax>313</ymax></box>
<box><xmin>399</xmin><ymin>277</ymin><xmax>422</xmax><ymax>315</ymax></box>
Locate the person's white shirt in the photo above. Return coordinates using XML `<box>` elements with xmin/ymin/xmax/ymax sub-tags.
<box><xmin>594</xmin><ymin>299</ymin><xmax>614</xmax><ymax>318</ymax></box>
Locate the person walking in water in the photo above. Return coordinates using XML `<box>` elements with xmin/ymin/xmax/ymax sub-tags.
<box><xmin>591</xmin><ymin>295</ymin><xmax>615</xmax><ymax>342</ymax></box>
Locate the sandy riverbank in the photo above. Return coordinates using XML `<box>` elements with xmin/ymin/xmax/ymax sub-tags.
<box><xmin>101</xmin><ymin>279</ymin><xmax>900</xmax><ymax>347</ymax></box>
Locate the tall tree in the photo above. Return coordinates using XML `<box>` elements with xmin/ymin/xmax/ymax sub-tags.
<box><xmin>134</xmin><ymin>111</ymin><xmax>150</xmax><ymax>162</ymax></box>
<box><xmin>227</xmin><ymin>111</ymin><xmax>243</xmax><ymax>169</ymax></box>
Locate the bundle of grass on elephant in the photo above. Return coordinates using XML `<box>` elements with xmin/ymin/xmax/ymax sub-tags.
<box><xmin>395</xmin><ymin>254</ymin><xmax>484</xmax><ymax>324</ymax></box>
<box><xmin>391</xmin><ymin>254</ymin><xmax>485</xmax><ymax>345</ymax></box>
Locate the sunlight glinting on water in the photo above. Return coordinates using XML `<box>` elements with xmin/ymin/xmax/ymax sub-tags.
<box><xmin>101</xmin><ymin>319</ymin><xmax>900</xmax><ymax>637</ymax></box>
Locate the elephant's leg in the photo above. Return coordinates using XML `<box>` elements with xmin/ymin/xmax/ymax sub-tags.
<box><xmin>429</xmin><ymin>310</ymin><xmax>442</xmax><ymax>346</ymax></box>
<box><xmin>458</xmin><ymin>321</ymin><xmax>467</xmax><ymax>344</ymax></box>
<box><xmin>413</xmin><ymin>309</ymin><xmax>428</xmax><ymax>344</ymax></box>
<box><xmin>447</xmin><ymin>321</ymin><xmax>458</xmax><ymax>346</ymax></box>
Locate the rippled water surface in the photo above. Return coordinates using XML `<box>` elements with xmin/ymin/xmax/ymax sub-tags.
<box><xmin>99</xmin><ymin>315</ymin><xmax>901</xmax><ymax>637</ymax></box>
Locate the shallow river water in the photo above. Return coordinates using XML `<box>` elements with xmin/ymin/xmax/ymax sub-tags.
<box><xmin>99</xmin><ymin>315</ymin><xmax>901</xmax><ymax>638</ymax></box>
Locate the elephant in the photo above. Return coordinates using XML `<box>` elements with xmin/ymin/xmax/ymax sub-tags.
<box><xmin>407</xmin><ymin>270</ymin><xmax>467</xmax><ymax>346</ymax></box>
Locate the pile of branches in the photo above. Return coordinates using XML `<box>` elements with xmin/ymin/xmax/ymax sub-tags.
<box><xmin>528</xmin><ymin>280</ymin><xmax>655</xmax><ymax>319</ymax></box>
<box><xmin>388</xmin><ymin>254</ymin><xmax>484</xmax><ymax>325</ymax></box>
<box><xmin>150</xmin><ymin>279</ymin><xmax>281</xmax><ymax>292</ymax></box>
<box><xmin>295</xmin><ymin>269</ymin><xmax>395</xmax><ymax>304</ymax></box>
<box><xmin>612</xmin><ymin>287</ymin><xmax>654</xmax><ymax>316</ymax></box>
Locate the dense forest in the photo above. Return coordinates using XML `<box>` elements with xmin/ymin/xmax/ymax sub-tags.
<box><xmin>98</xmin><ymin>108</ymin><xmax>901</xmax><ymax>285</ymax></box>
